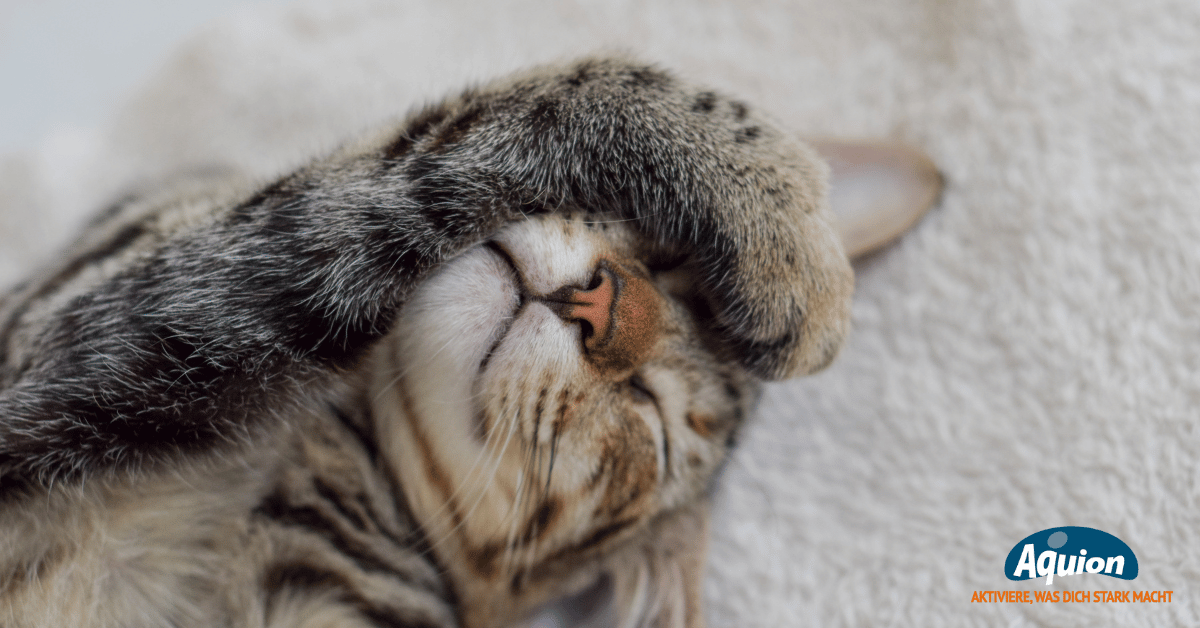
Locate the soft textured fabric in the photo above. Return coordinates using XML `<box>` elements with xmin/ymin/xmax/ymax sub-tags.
<box><xmin>1</xmin><ymin>1</ymin><xmax>1196</xmax><ymax>625</ymax></box>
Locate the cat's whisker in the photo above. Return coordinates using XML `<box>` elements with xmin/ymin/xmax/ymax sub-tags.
<box><xmin>500</xmin><ymin>439</ymin><xmax>542</xmax><ymax>581</ymax></box>
<box><xmin>432</xmin><ymin>386</ymin><xmax>525</xmax><ymax>555</ymax></box>
<box><xmin>499</xmin><ymin>396</ymin><xmax>556</xmax><ymax>582</ymax></box>
<box><xmin>417</xmin><ymin>400</ymin><xmax>521</xmax><ymax>560</ymax></box>
<box><xmin>521</xmin><ymin>416</ymin><xmax>544</xmax><ymax>523</ymax></box>
<box><xmin>580</xmin><ymin>211</ymin><xmax>664</xmax><ymax>226</ymax></box>
<box><xmin>542</xmin><ymin>429</ymin><xmax>559</xmax><ymax>500</ymax></box>
<box><xmin>518</xmin><ymin>432</ymin><xmax>555</xmax><ymax>589</ymax></box>
<box><xmin>370</xmin><ymin>331</ymin><xmax>465</xmax><ymax>404</ymax></box>
<box><xmin>412</xmin><ymin>390</ymin><xmax>514</xmax><ymax>539</ymax></box>
<box><xmin>520</xmin><ymin>433</ymin><xmax>546</xmax><ymax>570</ymax></box>
<box><xmin>500</xmin><ymin>466</ymin><xmax>527</xmax><ymax>579</ymax></box>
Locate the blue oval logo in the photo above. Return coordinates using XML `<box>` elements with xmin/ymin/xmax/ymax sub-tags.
<box><xmin>1005</xmin><ymin>526</ymin><xmax>1137</xmax><ymax>585</ymax></box>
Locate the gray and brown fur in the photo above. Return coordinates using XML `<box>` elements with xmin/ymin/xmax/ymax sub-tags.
<box><xmin>0</xmin><ymin>57</ymin><xmax>853</xmax><ymax>627</ymax></box>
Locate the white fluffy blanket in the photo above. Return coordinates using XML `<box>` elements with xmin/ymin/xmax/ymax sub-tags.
<box><xmin>2</xmin><ymin>1</ymin><xmax>1196</xmax><ymax>625</ymax></box>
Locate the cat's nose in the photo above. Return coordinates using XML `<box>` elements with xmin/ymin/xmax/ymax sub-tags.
<box><xmin>548</xmin><ymin>262</ymin><xmax>662</xmax><ymax>373</ymax></box>
<box><xmin>564</xmin><ymin>268</ymin><xmax>617</xmax><ymax>344</ymax></box>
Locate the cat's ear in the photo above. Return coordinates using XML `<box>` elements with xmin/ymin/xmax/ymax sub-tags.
<box><xmin>810</xmin><ymin>139</ymin><xmax>943</xmax><ymax>260</ymax></box>
<box><xmin>606</xmin><ymin>499</ymin><xmax>712</xmax><ymax>628</ymax></box>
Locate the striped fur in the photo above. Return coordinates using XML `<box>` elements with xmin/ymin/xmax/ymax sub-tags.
<box><xmin>0</xmin><ymin>57</ymin><xmax>853</xmax><ymax>627</ymax></box>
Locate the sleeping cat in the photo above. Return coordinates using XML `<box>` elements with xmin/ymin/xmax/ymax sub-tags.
<box><xmin>0</xmin><ymin>57</ymin><xmax>856</xmax><ymax>627</ymax></box>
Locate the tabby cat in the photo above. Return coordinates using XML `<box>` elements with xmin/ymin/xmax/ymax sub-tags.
<box><xmin>0</xmin><ymin>57</ymin><xmax>855</xmax><ymax>627</ymax></box>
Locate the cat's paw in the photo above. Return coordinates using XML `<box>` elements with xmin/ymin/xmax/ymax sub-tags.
<box><xmin>446</xmin><ymin>57</ymin><xmax>856</xmax><ymax>379</ymax></box>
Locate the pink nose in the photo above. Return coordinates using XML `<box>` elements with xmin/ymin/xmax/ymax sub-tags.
<box><xmin>564</xmin><ymin>268</ymin><xmax>617</xmax><ymax>345</ymax></box>
<box><xmin>548</xmin><ymin>262</ymin><xmax>662</xmax><ymax>373</ymax></box>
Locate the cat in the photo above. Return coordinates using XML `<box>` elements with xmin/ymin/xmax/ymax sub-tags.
<box><xmin>0</xmin><ymin>56</ymin><xmax>855</xmax><ymax>627</ymax></box>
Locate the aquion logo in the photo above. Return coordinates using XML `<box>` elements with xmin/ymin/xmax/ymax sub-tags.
<box><xmin>1006</xmin><ymin>526</ymin><xmax>1137</xmax><ymax>586</ymax></box>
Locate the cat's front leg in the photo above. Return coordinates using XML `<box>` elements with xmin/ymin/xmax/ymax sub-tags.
<box><xmin>0</xmin><ymin>56</ymin><xmax>852</xmax><ymax>489</ymax></box>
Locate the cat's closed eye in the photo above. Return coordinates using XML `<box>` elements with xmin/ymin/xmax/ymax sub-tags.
<box><xmin>626</xmin><ymin>373</ymin><xmax>657</xmax><ymax>405</ymax></box>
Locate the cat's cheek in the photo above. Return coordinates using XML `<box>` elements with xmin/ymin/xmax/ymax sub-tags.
<box><xmin>394</xmin><ymin>246</ymin><xmax>520</xmax><ymax>382</ymax></box>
